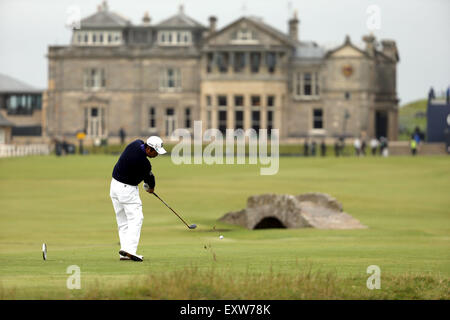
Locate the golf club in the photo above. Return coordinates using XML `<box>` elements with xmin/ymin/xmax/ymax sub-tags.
<box><xmin>152</xmin><ymin>192</ymin><xmax>197</xmax><ymax>229</ymax></box>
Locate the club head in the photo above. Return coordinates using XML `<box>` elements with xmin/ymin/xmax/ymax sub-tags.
<box><xmin>189</xmin><ymin>224</ymin><xmax>197</xmax><ymax>229</ymax></box>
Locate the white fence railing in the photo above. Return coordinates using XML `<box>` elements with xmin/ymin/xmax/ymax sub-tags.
<box><xmin>0</xmin><ymin>144</ymin><xmax>50</xmax><ymax>158</ymax></box>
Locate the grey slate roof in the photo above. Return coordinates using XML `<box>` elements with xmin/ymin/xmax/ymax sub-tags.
<box><xmin>0</xmin><ymin>73</ymin><xmax>41</xmax><ymax>93</ymax></box>
<box><xmin>0</xmin><ymin>112</ymin><xmax>13</xmax><ymax>127</ymax></box>
<box><xmin>156</xmin><ymin>7</ymin><xmax>205</xmax><ymax>28</ymax></box>
<box><xmin>80</xmin><ymin>9</ymin><xmax>130</xmax><ymax>28</ymax></box>
<box><xmin>294</xmin><ymin>41</ymin><xmax>326</xmax><ymax>59</ymax></box>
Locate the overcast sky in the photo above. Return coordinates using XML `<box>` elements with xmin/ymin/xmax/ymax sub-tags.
<box><xmin>0</xmin><ymin>0</ymin><xmax>449</xmax><ymax>104</ymax></box>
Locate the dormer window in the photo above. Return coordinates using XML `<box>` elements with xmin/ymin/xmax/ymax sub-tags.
<box><xmin>158</xmin><ymin>30</ymin><xmax>192</xmax><ymax>46</ymax></box>
<box><xmin>73</xmin><ymin>30</ymin><xmax>122</xmax><ymax>46</ymax></box>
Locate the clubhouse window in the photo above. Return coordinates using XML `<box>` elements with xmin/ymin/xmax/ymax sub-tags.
<box><xmin>267</xmin><ymin>95</ymin><xmax>275</xmax><ymax>107</ymax></box>
<box><xmin>160</xmin><ymin>68</ymin><xmax>181</xmax><ymax>91</ymax></box>
<box><xmin>218</xmin><ymin>95</ymin><xmax>227</xmax><ymax>107</ymax></box>
<box><xmin>251</xmin><ymin>95</ymin><xmax>260</xmax><ymax>106</ymax></box>
<box><xmin>294</xmin><ymin>72</ymin><xmax>320</xmax><ymax>97</ymax></box>
<box><xmin>250</xmin><ymin>52</ymin><xmax>261</xmax><ymax>73</ymax></box>
<box><xmin>265</xmin><ymin>52</ymin><xmax>276</xmax><ymax>73</ymax></box>
<box><xmin>217</xmin><ymin>52</ymin><xmax>229</xmax><ymax>73</ymax></box>
<box><xmin>185</xmin><ymin>107</ymin><xmax>191</xmax><ymax>128</ymax></box>
<box><xmin>158</xmin><ymin>30</ymin><xmax>192</xmax><ymax>46</ymax></box>
<box><xmin>313</xmin><ymin>108</ymin><xmax>323</xmax><ymax>129</ymax></box>
<box><xmin>252</xmin><ymin>110</ymin><xmax>260</xmax><ymax>132</ymax></box>
<box><xmin>235</xmin><ymin>110</ymin><xmax>244</xmax><ymax>130</ymax></box>
<box><xmin>303</xmin><ymin>73</ymin><xmax>312</xmax><ymax>95</ymax></box>
<box><xmin>218</xmin><ymin>110</ymin><xmax>227</xmax><ymax>134</ymax></box>
<box><xmin>149</xmin><ymin>106</ymin><xmax>156</xmax><ymax>129</ymax></box>
<box><xmin>233</xmin><ymin>52</ymin><xmax>246</xmax><ymax>73</ymax></box>
<box><xmin>267</xmin><ymin>110</ymin><xmax>273</xmax><ymax>133</ymax></box>
<box><xmin>84</xmin><ymin>68</ymin><xmax>106</xmax><ymax>89</ymax></box>
<box><xmin>234</xmin><ymin>95</ymin><xmax>244</xmax><ymax>107</ymax></box>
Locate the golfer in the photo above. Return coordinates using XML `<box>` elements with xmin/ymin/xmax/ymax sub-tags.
<box><xmin>110</xmin><ymin>136</ymin><xmax>166</xmax><ymax>261</ymax></box>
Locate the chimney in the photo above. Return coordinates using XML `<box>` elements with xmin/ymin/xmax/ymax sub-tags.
<box><xmin>98</xmin><ymin>1</ymin><xmax>108</xmax><ymax>12</ymax></box>
<box><xmin>381</xmin><ymin>40</ymin><xmax>399</xmax><ymax>62</ymax></box>
<box><xmin>362</xmin><ymin>34</ymin><xmax>376</xmax><ymax>57</ymax></box>
<box><xmin>288</xmin><ymin>10</ymin><xmax>299</xmax><ymax>41</ymax></box>
<box><xmin>142</xmin><ymin>11</ymin><xmax>151</xmax><ymax>24</ymax></box>
<box><xmin>209</xmin><ymin>16</ymin><xmax>217</xmax><ymax>34</ymax></box>
<box><xmin>344</xmin><ymin>34</ymin><xmax>351</xmax><ymax>45</ymax></box>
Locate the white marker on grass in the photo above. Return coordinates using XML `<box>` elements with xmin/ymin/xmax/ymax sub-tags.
<box><xmin>42</xmin><ymin>243</ymin><xmax>47</xmax><ymax>260</ymax></box>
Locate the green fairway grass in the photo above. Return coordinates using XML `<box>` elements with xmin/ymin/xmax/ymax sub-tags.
<box><xmin>0</xmin><ymin>154</ymin><xmax>449</xmax><ymax>299</ymax></box>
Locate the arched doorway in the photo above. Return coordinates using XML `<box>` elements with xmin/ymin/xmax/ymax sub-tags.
<box><xmin>375</xmin><ymin>110</ymin><xmax>388</xmax><ymax>138</ymax></box>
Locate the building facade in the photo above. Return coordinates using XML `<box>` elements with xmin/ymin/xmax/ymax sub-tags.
<box><xmin>0</xmin><ymin>73</ymin><xmax>44</xmax><ymax>144</ymax></box>
<box><xmin>46</xmin><ymin>3</ymin><xmax>399</xmax><ymax>143</ymax></box>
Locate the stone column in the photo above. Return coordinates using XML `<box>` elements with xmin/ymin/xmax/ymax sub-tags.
<box><xmin>227</xmin><ymin>93</ymin><xmax>234</xmax><ymax>131</ymax></box>
<box><xmin>388</xmin><ymin>108</ymin><xmax>398</xmax><ymax>141</ymax></box>
<box><xmin>212</xmin><ymin>52</ymin><xmax>217</xmax><ymax>73</ymax></box>
<box><xmin>212</xmin><ymin>105</ymin><xmax>218</xmax><ymax>130</ymax></box>
<box><xmin>229</xmin><ymin>52</ymin><xmax>234</xmax><ymax>75</ymax></box>
<box><xmin>245</xmin><ymin>52</ymin><xmax>250</xmax><ymax>75</ymax></box>
<box><xmin>367</xmin><ymin>107</ymin><xmax>375</xmax><ymax>138</ymax></box>
<box><xmin>200</xmin><ymin>93</ymin><xmax>206</xmax><ymax>133</ymax></box>
<box><xmin>261</xmin><ymin>94</ymin><xmax>267</xmax><ymax>129</ymax></box>
<box><xmin>244</xmin><ymin>93</ymin><xmax>251</xmax><ymax>131</ymax></box>
<box><xmin>261</xmin><ymin>51</ymin><xmax>267</xmax><ymax>74</ymax></box>
<box><xmin>275</xmin><ymin>94</ymin><xmax>284</xmax><ymax>138</ymax></box>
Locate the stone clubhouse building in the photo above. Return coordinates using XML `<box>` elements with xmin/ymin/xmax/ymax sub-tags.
<box><xmin>46</xmin><ymin>2</ymin><xmax>400</xmax><ymax>144</ymax></box>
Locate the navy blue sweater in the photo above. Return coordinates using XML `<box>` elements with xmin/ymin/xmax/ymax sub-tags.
<box><xmin>112</xmin><ymin>139</ymin><xmax>155</xmax><ymax>188</ymax></box>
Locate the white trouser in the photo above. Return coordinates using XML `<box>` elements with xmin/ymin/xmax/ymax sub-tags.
<box><xmin>110</xmin><ymin>178</ymin><xmax>143</xmax><ymax>256</ymax></box>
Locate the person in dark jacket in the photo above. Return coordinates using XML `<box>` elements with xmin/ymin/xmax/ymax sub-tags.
<box><xmin>320</xmin><ymin>139</ymin><xmax>326</xmax><ymax>157</ymax></box>
<box><xmin>361</xmin><ymin>139</ymin><xmax>367</xmax><ymax>156</ymax></box>
<box><xmin>303</xmin><ymin>139</ymin><xmax>309</xmax><ymax>157</ymax></box>
<box><xmin>119</xmin><ymin>127</ymin><xmax>126</xmax><ymax>145</ymax></box>
<box><xmin>334</xmin><ymin>139</ymin><xmax>340</xmax><ymax>157</ymax></box>
<box><xmin>110</xmin><ymin>136</ymin><xmax>166</xmax><ymax>262</ymax></box>
<box><xmin>311</xmin><ymin>140</ymin><xmax>317</xmax><ymax>156</ymax></box>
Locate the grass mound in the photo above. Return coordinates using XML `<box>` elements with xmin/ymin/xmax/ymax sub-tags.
<box><xmin>398</xmin><ymin>99</ymin><xmax>427</xmax><ymax>140</ymax></box>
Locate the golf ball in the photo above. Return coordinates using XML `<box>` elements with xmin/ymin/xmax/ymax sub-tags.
<box><xmin>219</xmin><ymin>235</ymin><xmax>224</xmax><ymax>240</ymax></box>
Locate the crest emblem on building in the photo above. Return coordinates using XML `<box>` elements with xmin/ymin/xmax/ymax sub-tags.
<box><xmin>342</xmin><ymin>64</ymin><xmax>353</xmax><ymax>77</ymax></box>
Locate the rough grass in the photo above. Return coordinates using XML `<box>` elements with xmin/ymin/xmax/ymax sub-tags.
<box><xmin>1</xmin><ymin>267</ymin><xmax>448</xmax><ymax>300</ymax></box>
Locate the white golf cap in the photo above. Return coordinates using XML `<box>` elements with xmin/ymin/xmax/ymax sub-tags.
<box><xmin>146</xmin><ymin>136</ymin><xmax>167</xmax><ymax>154</ymax></box>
